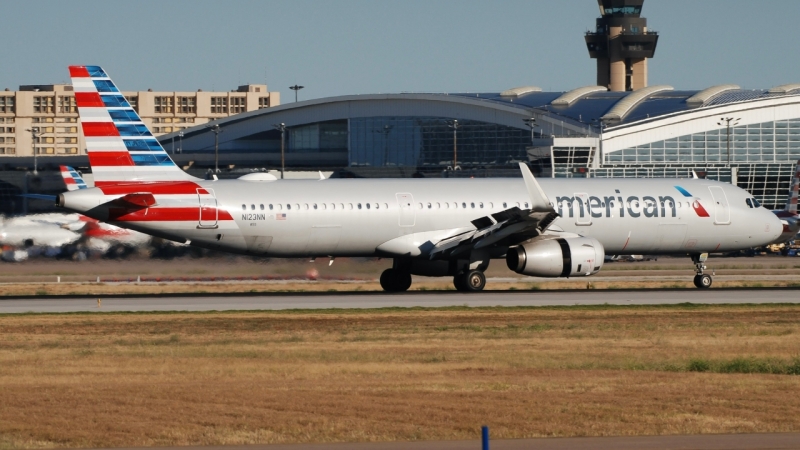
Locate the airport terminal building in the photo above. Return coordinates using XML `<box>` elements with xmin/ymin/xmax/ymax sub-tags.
<box><xmin>159</xmin><ymin>83</ymin><xmax>800</xmax><ymax>209</ymax></box>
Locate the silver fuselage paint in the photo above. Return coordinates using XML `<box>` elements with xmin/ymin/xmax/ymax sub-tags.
<box><xmin>62</xmin><ymin>177</ymin><xmax>782</xmax><ymax>259</ymax></box>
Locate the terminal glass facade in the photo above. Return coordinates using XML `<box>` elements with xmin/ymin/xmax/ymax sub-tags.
<box><xmin>348</xmin><ymin>117</ymin><xmax>530</xmax><ymax>168</ymax></box>
<box><xmin>605</xmin><ymin>119</ymin><xmax>800</xmax><ymax>165</ymax></box>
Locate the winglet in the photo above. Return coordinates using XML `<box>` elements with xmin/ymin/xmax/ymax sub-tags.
<box><xmin>319</xmin><ymin>171</ymin><xmax>326</xmax><ymax>180</ymax></box>
<box><xmin>518</xmin><ymin>163</ymin><xmax>554</xmax><ymax>212</ymax></box>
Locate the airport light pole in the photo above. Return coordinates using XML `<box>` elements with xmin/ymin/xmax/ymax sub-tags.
<box><xmin>178</xmin><ymin>131</ymin><xmax>183</xmax><ymax>154</ymax></box>
<box><xmin>25</xmin><ymin>127</ymin><xmax>42</xmax><ymax>175</ymax></box>
<box><xmin>523</xmin><ymin>117</ymin><xmax>537</xmax><ymax>143</ymax></box>
<box><xmin>373</xmin><ymin>124</ymin><xmax>393</xmax><ymax>166</ymax></box>
<box><xmin>717</xmin><ymin>116</ymin><xmax>740</xmax><ymax>166</ymax></box>
<box><xmin>446</xmin><ymin>119</ymin><xmax>460</xmax><ymax>170</ymax></box>
<box><xmin>273</xmin><ymin>123</ymin><xmax>286</xmax><ymax>179</ymax></box>
<box><xmin>207</xmin><ymin>124</ymin><xmax>223</xmax><ymax>173</ymax></box>
<box><xmin>289</xmin><ymin>85</ymin><xmax>304</xmax><ymax>102</ymax></box>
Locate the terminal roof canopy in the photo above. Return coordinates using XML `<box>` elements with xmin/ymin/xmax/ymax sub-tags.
<box><xmin>447</xmin><ymin>83</ymin><xmax>800</xmax><ymax>129</ymax></box>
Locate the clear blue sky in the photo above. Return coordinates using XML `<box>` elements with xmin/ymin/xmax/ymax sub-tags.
<box><xmin>2</xmin><ymin>0</ymin><xmax>799</xmax><ymax>100</ymax></box>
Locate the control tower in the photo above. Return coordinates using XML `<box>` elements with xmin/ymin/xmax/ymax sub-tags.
<box><xmin>585</xmin><ymin>0</ymin><xmax>658</xmax><ymax>91</ymax></box>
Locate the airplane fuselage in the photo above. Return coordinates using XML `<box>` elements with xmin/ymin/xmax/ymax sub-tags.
<box><xmin>60</xmin><ymin>177</ymin><xmax>781</xmax><ymax>259</ymax></box>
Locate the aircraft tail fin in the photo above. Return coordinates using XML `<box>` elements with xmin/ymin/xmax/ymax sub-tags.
<box><xmin>59</xmin><ymin>165</ymin><xmax>88</xmax><ymax>191</ymax></box>
<box><xmin>787</xmin><ymin>160</ymin><xmax>800</xmax><ymax>214</ymax></box>
<box><xmin>68</xmin><ymin>66</ymin><xmax>196</xmax><ymax>187</ymax></box>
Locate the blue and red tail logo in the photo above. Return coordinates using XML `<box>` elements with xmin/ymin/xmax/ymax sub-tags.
<box><xmin>675</xmin><ymin>186</ymin><xmax>710</xmax><ymax>217</ymax></box>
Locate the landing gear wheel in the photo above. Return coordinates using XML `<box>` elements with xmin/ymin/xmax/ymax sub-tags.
<box><xmin>380</xmin><ymin>269</ymin><xmax>412</xmax><ymax>292</ymax></box>
<box><xmin>453</xmin><ymin>270</ymin><xmax>486</xmax><ymax>292</ymax></box>
<box><xmin>395</xmin><ymin>271</ymin><xmax>412</xmax><ymax>292</ymax></box>
<box><xmin>453</xmin><ymin>272</ymin><xmax>467</xmax><ymax>291</ymax></box>
<box><xmin>380</xmin><ymin>269</ymin><xmax>397</xmax><ymax>291</ymax></box>
<box><xmin>693</xmin><ymin>274</ymin><xmax>712</xmax><ymax>289</ymax></box>
<box><xmin>464</xmin><ymin>270</ymin><xmax>486</xmax><ymax>292</ymax></box>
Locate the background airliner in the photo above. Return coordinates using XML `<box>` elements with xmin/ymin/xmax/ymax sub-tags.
<box><xmin>772</xmin><ymin>161</ymin><xmax>800</xmax><ymax>244</ymax></box>
<box><xmin>56</xmin><ymin>66</ymin><xmax>782</xmax><ymax>291</ymax></box>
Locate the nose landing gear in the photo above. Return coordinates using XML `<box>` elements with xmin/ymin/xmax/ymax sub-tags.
<box><xmin>691</xmin><ymin>253</ymin><xmax>712</xmax><ymax>289</ymax></box>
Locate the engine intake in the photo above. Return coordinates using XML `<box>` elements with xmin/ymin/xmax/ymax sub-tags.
<box><xmin>506</xmin><ymin>237</ymin><xmax>604</xmax><ymax>277</ymax></box>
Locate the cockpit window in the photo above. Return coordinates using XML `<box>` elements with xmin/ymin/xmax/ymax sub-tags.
<box><xmin>745</xmin><ymin>198</ymin><xmax>753</xmax><ymax>208</ymax></box>
<box><xmin>752</xmin><ymin>198</ymin><xmax>761</xmax><ymax>208</ymax></box>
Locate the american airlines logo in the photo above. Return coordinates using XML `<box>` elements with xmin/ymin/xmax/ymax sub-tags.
<box><xmin>555</xmin><ymin>187</ymin><xmax>709</xmax><ymax>219</ymax></box>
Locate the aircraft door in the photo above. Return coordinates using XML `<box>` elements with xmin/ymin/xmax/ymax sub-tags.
<box><xmin>197</xmin><ymin>188</ymin><xmax>218</xmax><ymax>229</ymax></box>
<box><xmin>396</xmin><ymin>193</ymin><xmax>415</xmax><ymax>227</ymax></box>
<box><xmin>708</xmin><ymin>186</ymin><xmax>730</xmax><ymax>225</ymax></box>
<box><xmin>574</xmin><ymin>193</ymin><xmax>591</xmax><ymax>225</ymax></box>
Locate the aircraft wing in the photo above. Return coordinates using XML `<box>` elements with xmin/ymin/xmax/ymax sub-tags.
<box><xmin>429</xmin><ymin>163</ymin><xmax>559</xmax><ymax>260</ymax></box>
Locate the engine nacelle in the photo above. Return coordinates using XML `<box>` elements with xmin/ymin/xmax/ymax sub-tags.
<box><xmin>506</xmin><ymin>237</ymin><xmax>604</xmax><ymax>277</ymax></box>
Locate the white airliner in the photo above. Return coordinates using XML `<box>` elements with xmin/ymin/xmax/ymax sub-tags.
<box><xmin>56</xmin><ymin>66</ymin><xmax>782</xmax><ymax>290</ymax></box>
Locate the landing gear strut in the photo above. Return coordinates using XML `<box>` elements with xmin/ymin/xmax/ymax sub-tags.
<box><xmin>380</xmin><ymin>268</ymin><xmax>412</xmax><ymax>292</ymax></box>
<box><xmin>691</xmin><ymin>253</ymin><xmax>712</xmax><ymax>289</ymax></box>
<box><xmin>453</xmin><ymin>269</ymin><xmax>486</xmax><ymax>292</ymax></box>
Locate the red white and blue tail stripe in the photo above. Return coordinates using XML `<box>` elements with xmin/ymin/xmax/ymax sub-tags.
<box><xmin>69</xmin><ymin>66</ymin><xmax>196</xmax><ymax>186</ymax></box>
<box><xmin>60</xmin><ymin>165</ymin><xmax>88</xmax><ymax>191</ymax></box>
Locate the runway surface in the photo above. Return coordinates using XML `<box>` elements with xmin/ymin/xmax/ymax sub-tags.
<box><xmin>0</xmin><ymin>288</ymin><xmax>797</xmax><ymax>313</ymax></box>
<box><xmin>104</xmin><ymin>432</ymin><xmax>800</xmax><ymax>450</ymax></box>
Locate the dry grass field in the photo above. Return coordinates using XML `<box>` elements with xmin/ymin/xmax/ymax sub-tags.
<box><xmin>1</xmin><ymin>305</ymin><xmax>800</xmax><ymax>449</ymax></box>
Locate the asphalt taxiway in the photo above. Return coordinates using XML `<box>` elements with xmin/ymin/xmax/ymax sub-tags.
<box><xmin>0</xmin><ymin>288</ymin><xmax>797</xmax><ymax>313</ymax></box>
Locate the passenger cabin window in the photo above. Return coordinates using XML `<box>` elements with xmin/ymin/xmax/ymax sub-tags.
<box><xmin>260</xmin><ymin>204</ymin><xmax>264</xmax><ymax>210</ymax></box>
<box><xmin>287</xmin><ymin>204</ymin><xmax>292</xmax><ymax>210</ymax></box>
<box><xmin>358</xmin><ymin>203</ymin><xmax>362</xmax><ymax>209</ymax></box>
<box><xmin>251</xmin><ymin>204</ymin><xmax>255</xmax><ymax>210</ymax></box>
<box><xmin>462</xmin><ymin>202</ymin><xmax>467</xmax><ymax>209</ymax></box>
<box><xmin>503</xmin><ymin>202</ymin><xmax>507</xmax><ymax>208</ymax></box>
<box><xmin>241</xmin><ymin>204</ymin><xmax>246</xmax><ymax>210</ymax></box>
<box><xmin>366</xmin><ymin>203</ymin><xmax>370</xmax><ymax>209</ymax></box>
<box><xmin>269</xmin><ymin>204</ymin><xmax>274</xmax><ymax>210</ymax></box>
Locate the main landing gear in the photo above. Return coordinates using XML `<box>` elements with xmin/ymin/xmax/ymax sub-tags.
<box><xmin>379</xmin><ymin>268</ymin><xmax>412</xmax><ymax>292</ymax></box>
<box><xmin>453</xmin><ymin>269</ymin><xmax>486</xmax><ymax>292</ymax></box>
<box><xmin>691</xmin><ymin>253</ymin><xmax>712</xmax><ymax>289</ymax></box>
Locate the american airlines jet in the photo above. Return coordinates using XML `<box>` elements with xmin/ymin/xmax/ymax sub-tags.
<box><xmin>56</xmin><ymin>66</ymin><xmax>782</xmax><ymax>291</ymax></box>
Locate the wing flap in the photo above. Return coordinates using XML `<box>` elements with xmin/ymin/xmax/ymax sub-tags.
<box><xmin>429</xmin><ymin>164</ymin><xmax>560</xmax><ymax>259</ymax></box>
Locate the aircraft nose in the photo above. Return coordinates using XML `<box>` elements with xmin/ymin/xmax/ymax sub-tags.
<box><xmin>764</xmin><ymin>210</ymin><xmax>783</xmax><ymax>243</ymax></box>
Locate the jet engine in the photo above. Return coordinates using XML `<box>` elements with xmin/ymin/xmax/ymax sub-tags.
<box><xmin>506</xmin><ymin>237</ymin><xmax>604</xmax><ymax>277</ymax></box>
